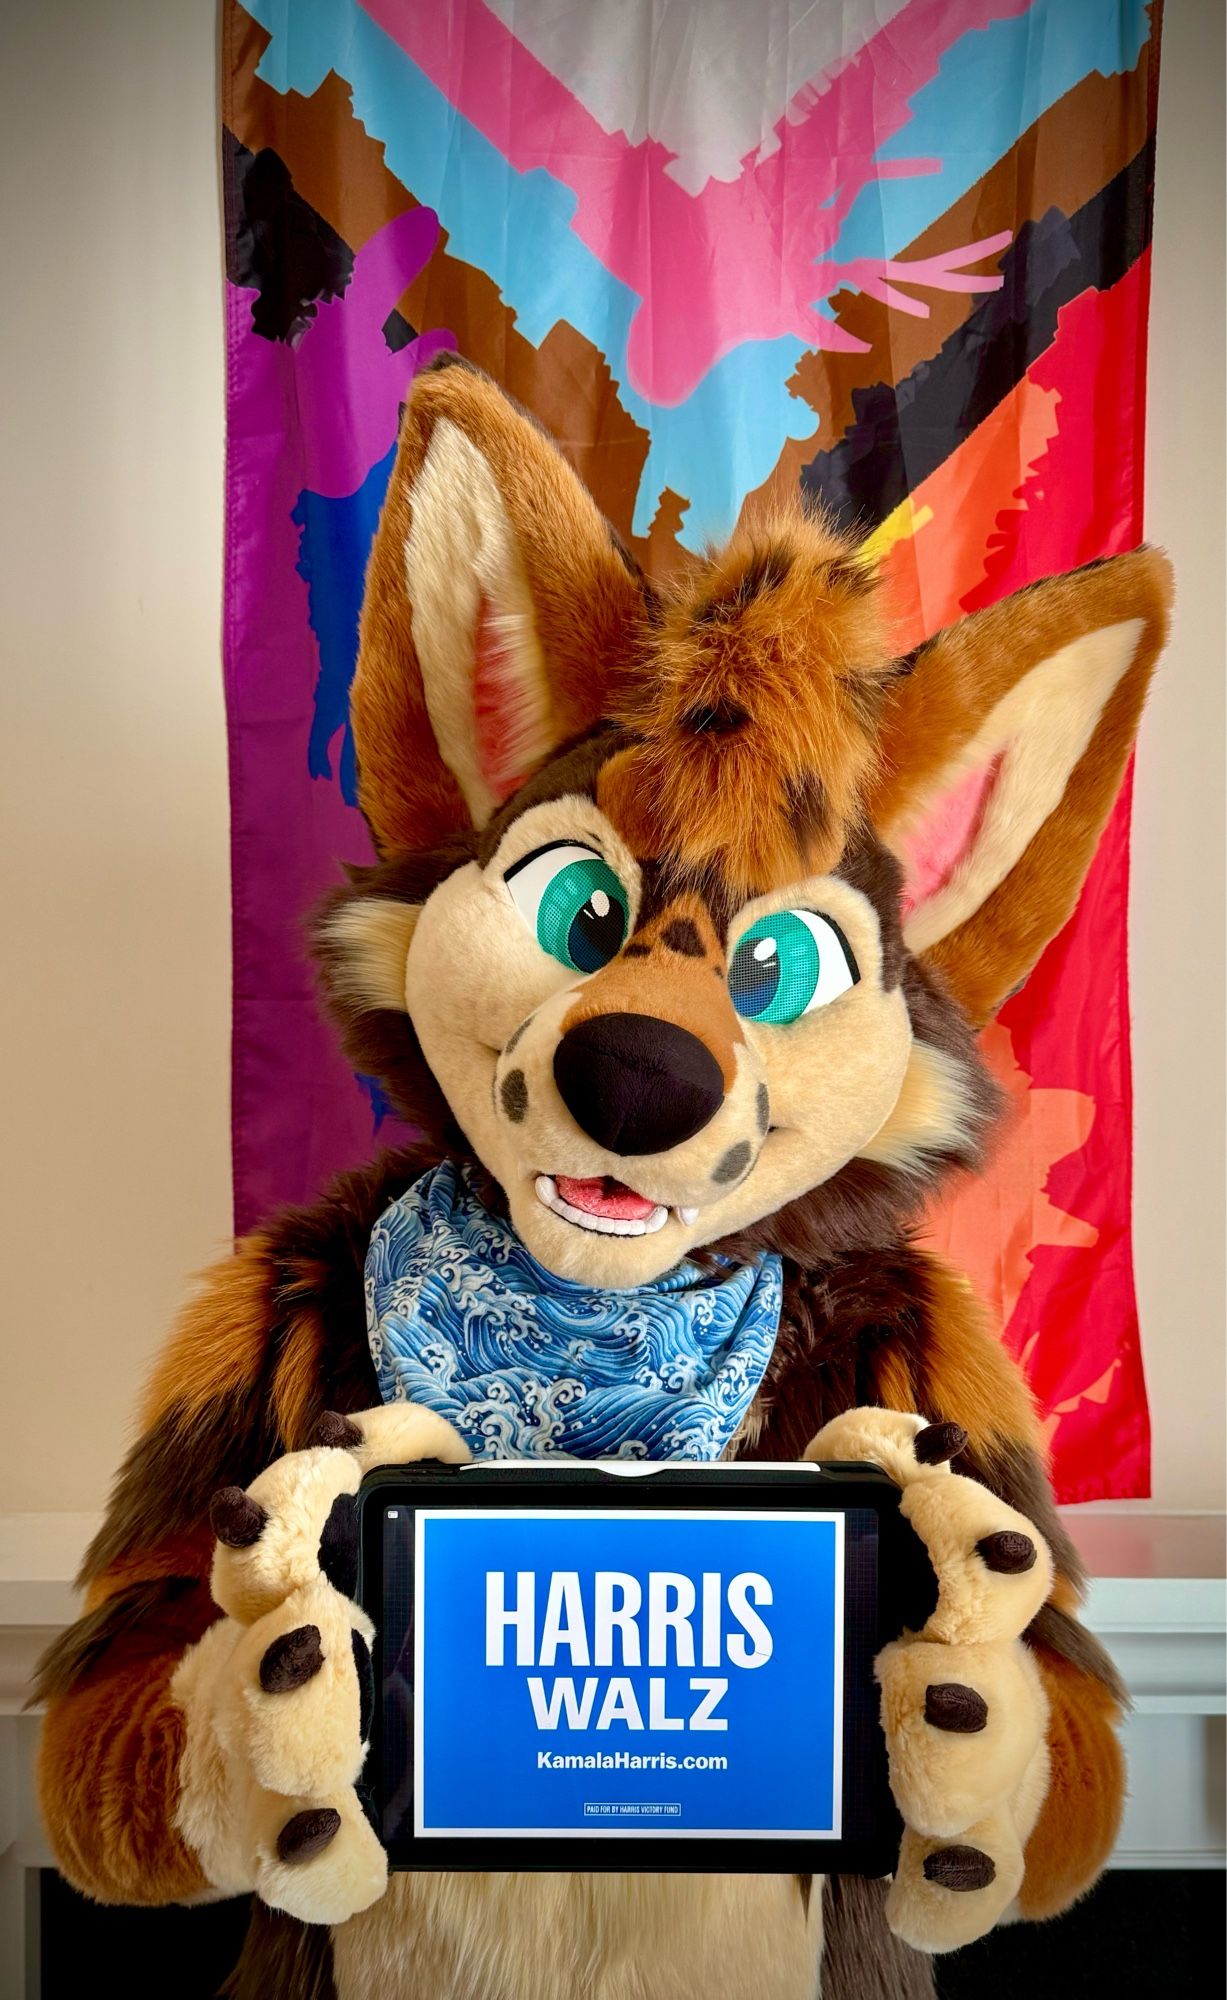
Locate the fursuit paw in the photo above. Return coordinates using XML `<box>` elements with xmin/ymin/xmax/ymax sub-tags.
<box><xmin>172</xmin><ymin>1403</ymin><xmax>469</xmax><ymax>1924</ymax></box>
<box><xmin>806</xmin><ymin>1408</ymin><xmax>1052</xmax><ymax>1953</ymax></box>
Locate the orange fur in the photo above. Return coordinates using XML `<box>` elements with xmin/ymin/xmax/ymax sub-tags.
<box><xmin>82</xmin><ymin>1528</ymin><xmax>217</xmax><ymax>1615</ymax></box>
<box><xmin>906</xmin><ymin>1254</ymin><xmax>1043</xmax><ymax>1459</ymax></box>
<box><xmin>1047</xmin><ymin>1573</ymin><xmax>1083</xmax><ymax>1618</ymax></box>
<box><xmin>136</xmin><ymin>1231</ymin><xmax>277</xmax><ymax>1435</ymax></box>
<box><xmin>870</xmin><ymin>548</ymin><xmax>1173</xmax><ymax>1025</ymax></box>
<box><xmin>271</xmin><ymin>1290</ymin><xmax>331</xmax><ymax>1451</ymax></box>
<box><xmin>37</xmin><ymin>1594</ymin><xmax>214</xmax><ymax>1905</ymax></box>
<box><xmin>37</xmin><ymin>1213</ymin><xmax>360</xmax><ymax>1909</ymax></box>
<box><xmin>352</xmin><ymin>358</ymin><xmax>645</xmax><ymax>855</ymax></box>
<box><xmin>872</xmin><ymin>1341</ymin><xmax>920</xmax><ymax>1416</ymax></box>
<box><xmin>37</xmin><ymin>1234</ymin><xmax>291</xmax><ymax>1904</ymax></box>
<box><xmin>1018</xmin><ymin>1645</ymin><xmax>1127</xmax><ymax>1918</ymax></box>
<box><xmin>601</xmin><ymin>516</ymin><xmax>891</xmax><ymax>896</ymax></box>
<box><xmin>351</xmin><ymin>422</ymin><xmax>471</xmax><ymax>854</ymax></box>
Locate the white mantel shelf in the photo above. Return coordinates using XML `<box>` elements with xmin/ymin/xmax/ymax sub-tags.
<box><xmin>1056</xmin><ymin>1507</ymin><xmax>1226</xmax><ymax>1873</ymax></box>
<box><xmin>0</xmin><ymin>1503</ymin><xmax>1222</xmax><ymax>1981</ymax></box>
<box><xmin>1069</xmin><ymin>1508</ymin><xmax>1226</xmax><ymax>1718</ymax></box>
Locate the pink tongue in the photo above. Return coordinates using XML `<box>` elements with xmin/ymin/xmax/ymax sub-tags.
<box><xmin>555</xmin><ymin>1175</ymin><xmax>657</xmax><ymax>1222</ymax></box>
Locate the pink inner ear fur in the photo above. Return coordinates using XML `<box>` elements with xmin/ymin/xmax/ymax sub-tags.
<box><xmin>474</xmin><ymin>598</ymin><xmax>536</xmax><ymax>805</ymax></box>
<box><xmin>898</xmin><ymin>753</ymin><xmax>1003</xmax><ymax>919</ymax></box>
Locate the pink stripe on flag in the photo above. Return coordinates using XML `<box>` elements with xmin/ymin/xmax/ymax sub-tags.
<box><xmin>359</xmin><ymin>0</ymin><xmax>1030</xmax><ymax>403</ymax></box>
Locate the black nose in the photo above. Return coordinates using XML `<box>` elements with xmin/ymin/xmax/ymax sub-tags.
<box><xmin>553</xmin><ymin>1014</ymin><xmax>724</xmax><ymax>1156</ymax></box>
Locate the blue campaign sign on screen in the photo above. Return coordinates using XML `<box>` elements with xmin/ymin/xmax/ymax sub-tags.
<box><xmin>412</xmin><ymin>1509</ymin><xmax>844</xmax><ymax>1839</ymax></box>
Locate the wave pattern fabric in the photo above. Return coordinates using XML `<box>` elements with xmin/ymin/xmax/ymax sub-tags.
<box><xmin>366</xmin><ymin>1162</ymin><xmax>784</xmax><ymax>1462</ymax></box>
<box><xmin>222</xmin><ymin>0</ymin><xmax>1162</xmax><ymax>1500</ymax></box>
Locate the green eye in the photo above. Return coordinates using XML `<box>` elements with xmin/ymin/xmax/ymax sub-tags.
<box><xmin>505</xmin><ymin>842</ymin><xmax>630</xmax><ymax>973</ymax></box>
<box><xmin>728</xmin><ymin>910</ymin><xmax>859</xmax><ymax>1024</ymax></box>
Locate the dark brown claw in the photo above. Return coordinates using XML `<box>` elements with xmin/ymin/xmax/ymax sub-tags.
<box><xmin>914</xmin><ymin>1421</ymin><xmax>968</xmax><ymax>1466</ymax></box>
<box><xmin>277</xmin><ymin>1806</ymin><xmax>342</xmax><ymax>1865</ymax></box>
<box><xmin>210</xmin><ymin>1486</ymin><xmax>268</xmax><ymax>1549</ymax></box>
<box><xmin>922</xmin><ymin>1845</ymin><xmax>996</xmax><ymax>1891</ymax></box>
<box><xmin>260</xmin><ymin>1624</ymin><xmax>325</xmax><ymax>1694</ymax></box>
<box><xmin>976</xmin><ymin>1529</ymin><xmax>1037</xmax><ymax>1574</ymax></box>
<box><xmin>924</xmin><ymin>1683</ymin><xmax>989</xmax><ymax>1733</ymax></box>
<box><xmin>311</xmin><ymin>1411</ymin><xmax>364</xmax><ymax>1450</ymax></box>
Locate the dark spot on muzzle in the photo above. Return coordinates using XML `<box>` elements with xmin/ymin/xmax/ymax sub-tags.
<box><xmin>504</xmin><ymin>1017</ymin><xmax>530</xmax><ymax>1056</ymax></box>
<box><xmin>553</xmin><ymin>1014</ymin><xmax>723</xmax><ymax>1156</ymax></box>
<box><xmin>713</xmin><ymin>1140</ymin><xmax>752</xmax><ymax>1184</ymax></box>
<box><xmin>500</xmin><ymin>1068</ymin><xmax>528</xmax><ymax>1122</ymax></box>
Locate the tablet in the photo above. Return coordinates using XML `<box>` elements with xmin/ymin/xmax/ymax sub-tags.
<box><xmin>356</xmin><ymin>1459</ymin><xmax>933</xmax><ymax>1875</ymax></box>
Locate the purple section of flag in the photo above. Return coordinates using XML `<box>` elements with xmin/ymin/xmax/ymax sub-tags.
<box><xmin>223</xmin><ymin>210</ymin><xmax>452</xmax><ymax>1231</ymax></box>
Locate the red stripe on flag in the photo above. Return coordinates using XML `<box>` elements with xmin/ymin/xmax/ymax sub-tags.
<box><xmin>884</xmin><ymin>254</ymin><xmax>1153</xmax><ymax>1500</ymax></box>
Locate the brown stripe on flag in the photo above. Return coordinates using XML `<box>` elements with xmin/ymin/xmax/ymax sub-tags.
<box><xmin>738</xmin><ymin>42</ymin><xmax>1155</xmax><ymax>532</ymax></box>
<box><xmin>225</xmin><ymin>5</ymin><xmax>652</xmax><ymax>550</ymax></box>
<box><xmin>225</xmin><ymin>10</ymin><xmax>416</xmax><ymax>253</ymax></box>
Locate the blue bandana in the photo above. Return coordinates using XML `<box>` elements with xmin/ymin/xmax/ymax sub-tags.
<box><xmin>365</xmin><ymin>1161</ymin><xmax>782</xmax><ymax>1462</ymax></box>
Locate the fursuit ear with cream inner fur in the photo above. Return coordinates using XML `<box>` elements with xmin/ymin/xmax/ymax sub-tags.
<box><xmin>868</xmin><ymin>548</ymin><xmax>1173</xmax><ymax>1026</ymax></box>
<box><xmin>351</xmin><ymin>354</ymin><xmax>647</xmax><ymax>855</ymax></box>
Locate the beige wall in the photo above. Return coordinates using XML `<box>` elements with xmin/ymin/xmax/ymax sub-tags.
<box><xmin>0</xmin><ymin>1</ymin><xmax>231</xmax><ymax>1514</ymax></box>
<box><xmin>0</xmin><ymin>1</ymin><xmax>1222</xmax><ymax>1516</ymax></box>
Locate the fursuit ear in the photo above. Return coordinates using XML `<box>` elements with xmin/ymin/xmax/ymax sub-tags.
<box><xmin>868</xmin><ymin>548</ymin><xmax>1173</xmax><ymax>1026</ymax></box>
<box><xmin>352</xmin><ymin>354</ymin><xmax>647</xmax><ymax>854</ymax></box>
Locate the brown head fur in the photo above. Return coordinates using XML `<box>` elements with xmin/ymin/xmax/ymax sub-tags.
<box><xmin>313</xmin><ymin>357</ymin><xmax>1169</xmax><ymax>1282</ymax></box>
<box><xmin>600</xmin><ymin>516</ymin><xmax>892</xmax><ymax>898</ymax></box>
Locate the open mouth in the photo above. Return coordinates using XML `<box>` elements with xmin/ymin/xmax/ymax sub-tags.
<box><xmin>534</xmin><ymin>1174</ymin><xmax>699</xmax><ymax>1238</ymax></box>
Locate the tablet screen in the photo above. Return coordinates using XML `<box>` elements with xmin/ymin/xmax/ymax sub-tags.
<box><xmin>378</xmin><ymin>1504</ymin><xmax>879</xmax><ymax>1847</ymax></box>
